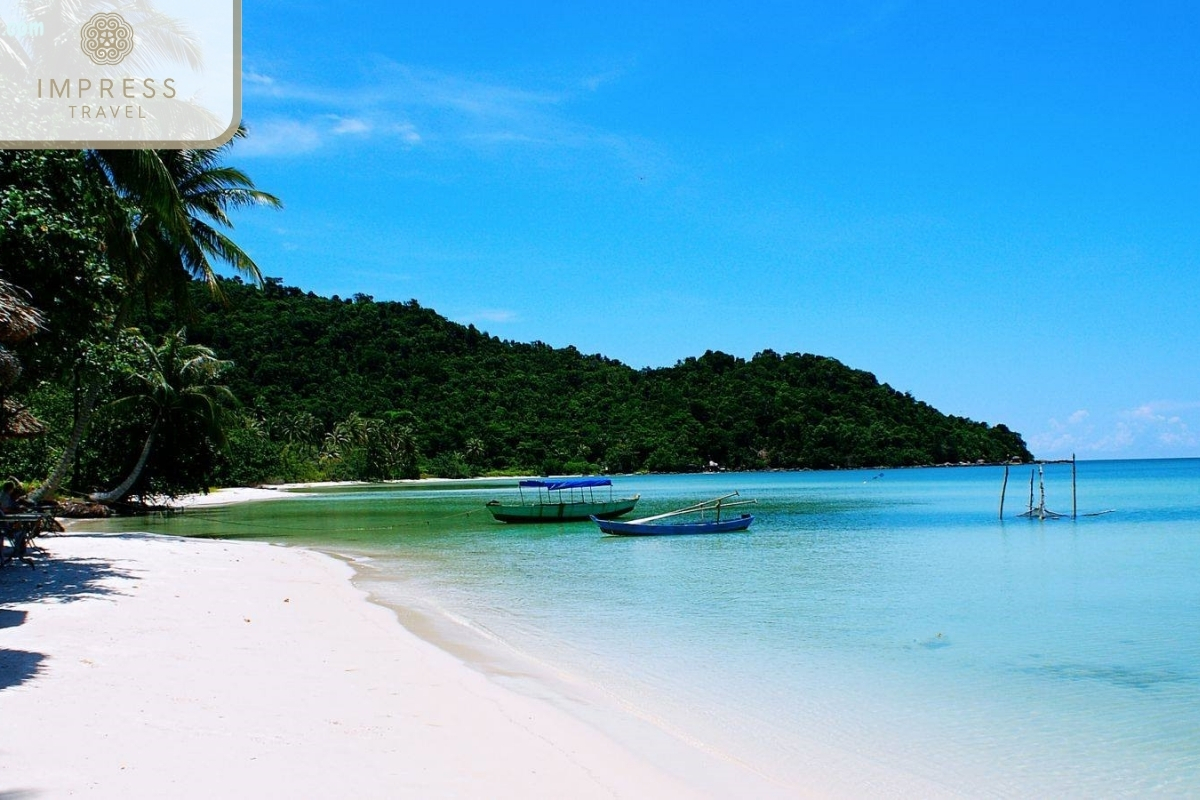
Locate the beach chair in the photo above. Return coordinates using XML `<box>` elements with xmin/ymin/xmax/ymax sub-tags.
<box><xmin>0</xmin><ymin>510</ymin><xmax>51</xmax><ymax>567</ymax></box>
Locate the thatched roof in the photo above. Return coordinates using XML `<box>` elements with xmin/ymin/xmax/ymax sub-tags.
<box><xmin>0</xmin><ymin>278</ymin><xmax>44</xmax><ymax>345</ymax></box>
<box><xmin>0</xmin><ymin>347</ymin><xmax>21</xmax><ymax>388</ymax></box>
<box><xmin>0</xmin><ymin>398</ymin><xmax>45</xmax><ymax>439</ymax></box>
<box><xmin>0</xmin><ymin>279</ymin><xmax>46</xmax><ymax>437</ymax></box>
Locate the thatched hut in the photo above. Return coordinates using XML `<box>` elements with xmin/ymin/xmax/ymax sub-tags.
<box><xmin>1</xmin><ymin>398</ymin><xmax>46</xmax><ymax>439</ymax></box>
<box><xmin>0</xmin><ymin>279</ymin><xmax>43</xmax><ymax>346</ymax></box>
<box><xmin>0</xmin><ymin>278</ymin><xmax>46</xmax><ymax>440</ymax></box>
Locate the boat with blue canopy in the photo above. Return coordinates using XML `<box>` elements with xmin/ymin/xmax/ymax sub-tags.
<box><xmin>486</xmin><ymin>477</ymin><xmax>639</xmax><ymax>523</ymax></box>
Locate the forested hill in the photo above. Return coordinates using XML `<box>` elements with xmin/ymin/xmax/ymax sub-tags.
<box><xmin>175</xmin><ymin>277</ymin><xmax>1030</xmax><ymax>477</ymax></box>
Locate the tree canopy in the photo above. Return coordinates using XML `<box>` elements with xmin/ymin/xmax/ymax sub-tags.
<box><xmin>2</xmin><ymin>146</ymin><xmax>1030</xmax><ymax>499</ymax></box>
<box><xmin>0</xmin><ymin>145</ymin><xmax>277</xmax><ymax>501</ymax></box>
<box><xmin>170</xmin><ymin>276</ymin><xmax>1030</xmax><ymax>480</ymax></box>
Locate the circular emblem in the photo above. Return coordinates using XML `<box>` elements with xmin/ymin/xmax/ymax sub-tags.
<box><xmin>80</xmin><ymin>13</ymin><xmax>135</xmax><ymax>66</ymax></box>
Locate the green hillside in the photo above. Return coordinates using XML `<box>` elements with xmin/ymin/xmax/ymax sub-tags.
<box><xmin>179</xmin><ymin>277</ymin><xmax>1030</xmax><ymax>478</ymax></box>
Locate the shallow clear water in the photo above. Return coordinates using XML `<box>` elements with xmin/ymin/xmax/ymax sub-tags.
<box><xmin>92</xmin><ymin>460</ymin><xmax>1200</xmax><ymax>796</ymax></box>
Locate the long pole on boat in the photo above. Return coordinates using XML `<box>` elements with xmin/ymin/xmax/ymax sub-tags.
<box><xmin>713</xmin><ymin>498</ymin><xmax>759</xmax><ymax>521</ymax></box>
<box><xmin>630</xmin><ymin>492</ymin><xmax>740</xmax><ymax>524</ymax></box>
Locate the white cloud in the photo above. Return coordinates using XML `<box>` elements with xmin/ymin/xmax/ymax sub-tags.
<box><xmin>393</xmin><ymin>122</ymin><xmax>421</xmax><ymax>144</ymax></box>
<box><xmin>241</xmin><ymin>114</ymin><xmax>424</xmax><ymax>157</ymax></box>
<box><xmin>1029</xmin><ymin>408</ymin><xmax>1092</xmax><ymax>454</ymax></box>
<box><xmin>332</xmin><ymin>117</ymin><xmax>371</xmax><ymax>135</ymax></box>
<box><xmin>244</xmin><ymin>70</ymin><xmax>275</xmax><ymax>86</ymax></box>
<box><xmin>238</xmin><ymin>119</ymin><xmax>323</xmax><ymax>157</ymax></box>
<box><xmin>1121</xmin><ymin>402</ymin><xmax>1197</xmax><ymax>449</ymax></box>
<box><xmin>580</xmin><ymin>66</ymin><xmax>628</xmax><ymax>92</ymax></box>
<box><xmin>1031</xmin><ymin>401</ymin><xmax>1200</xmax><ymax>458</ymax></box>
<box><xmin>1087</xmin><ymin>422</ymin><xmax>1136</xmax><ymax>453</ymax></box>
<box><xmin>239</xmin><ymin>60</ymin><xmax>641</xmax><ymax>161</ymax></box>
<box><xmin>1130</xmin><ymin>404</ymin><xmax>1158</xmax><ymax>421</ymax></box>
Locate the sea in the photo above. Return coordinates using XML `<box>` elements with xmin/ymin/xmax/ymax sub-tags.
<box><xmin>90</xmin><ymin>459</ymin><xmax>1200</xmax><ymax>797</ymax></box>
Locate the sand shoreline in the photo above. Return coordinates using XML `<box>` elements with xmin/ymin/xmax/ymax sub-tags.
<box><xmin>150</xmin><ymin>476</ymin><xmax>541</xmax><ymax>510</ymax></box>
<box><xmin>1</xmin><ymin>491</ymin><xmax>798</xmax><ymax>797</ymax></box>
<box><xmin>0</xmin><ymin>530</ymin><xmax>715</xmax><ymax>797</ymax></box>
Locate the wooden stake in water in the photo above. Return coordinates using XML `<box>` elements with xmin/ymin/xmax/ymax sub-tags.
<box><xmin>1028</xmin><ymin>468</ymin><xmax>1035</xmax><ymax>515</ymax></box>
<box><xmin>1038</xmin><ymin>464</ymin><xmax>1047</xmax><ymax>520</ymax></box>
<box><xmin>1000</xmin><ymin>464</ymin><xmax>1009</xmax><ymax>519</ymax></box>
<box><xmin>1072</xmin><ymin>454</ymin><xmax>1078</xmax><ymax>519</ymax></box>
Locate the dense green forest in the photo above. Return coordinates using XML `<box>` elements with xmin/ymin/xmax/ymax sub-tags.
<box><xmin>1</xmin><ymin>147</ymin><xmax>1030</xmax><ymax>503</ymax></box>
<box><xmin>169</xmin><ymin>276</ymin><xmax>1030</xmax><ymax>481</ymax></box>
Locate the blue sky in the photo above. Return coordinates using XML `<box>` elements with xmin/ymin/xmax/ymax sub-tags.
<box><xmin>229</xmin><ymin>1</ymin><xmax>1199</xmax><ymax>460</ymax></box>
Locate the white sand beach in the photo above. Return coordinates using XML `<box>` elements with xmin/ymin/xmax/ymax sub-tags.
<box><xmin>169</xmin><ymin>477</ymin><xmax>538</xmax><ymax>509</ymax></box>
<box><xmin>0</xmin><ymin>522</ymin><xmax>790</xmax><ymax>798</ymax></box>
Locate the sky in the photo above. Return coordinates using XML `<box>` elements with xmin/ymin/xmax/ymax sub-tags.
<box><xmin>227</xmin><ymin>1</ymin><xmax>1199</xmax><ymax>460</ymax></box>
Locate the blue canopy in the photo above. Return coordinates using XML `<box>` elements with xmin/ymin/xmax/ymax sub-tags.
<box><xmin>520</xmin><ymin>478</ymin><xmax>612</xmax><ymax>491</ymax></box>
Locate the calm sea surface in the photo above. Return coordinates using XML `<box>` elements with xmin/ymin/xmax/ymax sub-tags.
<box><xmin>91</xmin><ymin>460</ymin><xmax>1200</xmax><ymax>796</ymax></box>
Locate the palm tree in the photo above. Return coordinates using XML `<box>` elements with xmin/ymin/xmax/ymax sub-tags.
<box><xmin>92</xmin><ymin>127</ymin><xmax>282</xmax><ymax>306</ymax></box>
<box><xmin>463</xmin><ymin>437</ymin><xmax>486</xmax><ymax>476</ymax></box>
<box><xmin>27</xmin><ymin>131</ymin><xmax>280</xmax><ymax>504</ymax></box>
<box><xmin>320</xmin><ymin>428</ymin><xmax>351</xmax><ymax>463</ymax></box>
<box><xmin>392</xmin><ymin>424</ymin><xmax>419</xmax><ymax>474</ymax></box>
<box><xmin>236</xmin><ymin>410</ymin><xmax>269</xmax><ymax>440</ymax></box>
<box><xmin>276</xmin><ymin>410</ymin><xmax>320</xmax><ymax>453</ymax></box>
<box><xmin>335</xmin><ymin>412</ymin><xmax>370</xmax><ymax>448</ymax></box>
<box><xmin>90</xmin><ymin>329</ymin><xmax>234</xmax><ymax>503</ymax></box>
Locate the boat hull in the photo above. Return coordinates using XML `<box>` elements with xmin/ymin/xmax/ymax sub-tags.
<box><xmin>592</xmin><ymin>514</ymin><xmax>754</xmax><ymax>536</ymax></box>
<box><xmin>486</xmin><ymin>497</ymin><xmax>639</xmax><ymax>523</ymax></box>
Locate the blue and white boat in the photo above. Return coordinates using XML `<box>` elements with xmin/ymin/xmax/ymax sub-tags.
<box><xmin>592</xmin><ymin>492</ymin><xmax>756</xmax><ymax>536</ymax></box>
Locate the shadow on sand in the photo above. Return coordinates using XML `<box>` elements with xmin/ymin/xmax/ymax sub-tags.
<box><xmin>0</xmin><ymin>608</ymin><xmax>27</xmax><ymax>629</ymax></box>
<box><xmin>0</xmin><ymin>649</ymin><xmax>45</xmax><ymax>692</ymax></box>
<box><xmin>1</xmin><ymin>536</ymin><xmax>140</xmax><ymax>694</ymax></box>
<box><xmin>0</xmin><ymin>551</ymin><xmax>137</xmax><ymax>606</ymax></box>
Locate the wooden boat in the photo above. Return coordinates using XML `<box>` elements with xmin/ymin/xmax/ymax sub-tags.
<box><xmin>593</xmin><ymin>513</ymin><xmax>754</xmax><ymax>536</ymax></box>
<box><xmin>486</xmin><ymin>478</ymin><xmax>639</xmax><ymax>523</ymax></box>
<box><xmin>592</xmin><ymin>492</ymin><xmax>756</xmax><ymax>536</ymax></box>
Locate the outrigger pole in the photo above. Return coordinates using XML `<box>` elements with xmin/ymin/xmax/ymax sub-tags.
<box><xmin>624</xmin><ymin>489</ymin><xmax>753</xmax><ymax>525</ymax></box>
<box><xmin>629</xmin><ymin>492</ymin><xmax>743</xmax><ymax>524</ymax></box>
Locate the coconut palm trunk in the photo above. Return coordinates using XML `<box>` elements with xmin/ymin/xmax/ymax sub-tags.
<box><xmin>90</xmin><ymin>424</ymin><xmax>158</xmax><ymax>504</ymax></box>
<box><xmin>86</xmin><ymin>329</ymin><xmax>233</xmax><ymax>504</ymax></box>
<box><xmin>26</xmin><ymin>305</ymin><xmax>134</xmax><ymax>505</ymax></box>
<box><xmin>25</xmin><ymin>381</ymin><xmax>101</xmax><ymax>505</ymax></box>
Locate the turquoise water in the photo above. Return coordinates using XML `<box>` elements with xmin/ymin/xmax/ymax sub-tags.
<box><xmin>92</xmin><ymin>460</ymin><xmax>1200</xmax><ymax>796</ymax></box>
